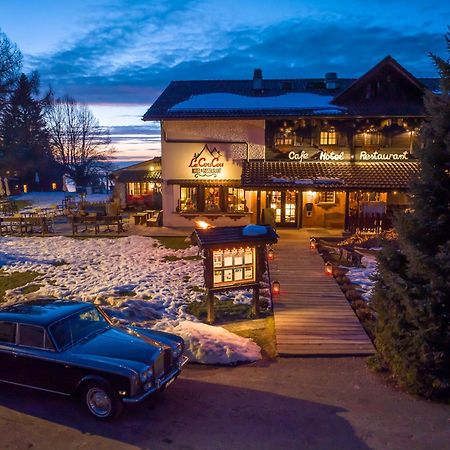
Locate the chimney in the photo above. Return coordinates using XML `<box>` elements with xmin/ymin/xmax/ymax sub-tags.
<box><xmin>253</xmin><ymin>68</ymin><xmax>263</xmax><ymax>90</ymax></box>
<box><xmin>325</xmin><ymin>72</ymin><xmax>338</xmax><ymax>90</ymax></box>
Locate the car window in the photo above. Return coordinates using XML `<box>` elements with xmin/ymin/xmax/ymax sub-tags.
<box><xmin>49</xmin><ymin>307</ymin><xmax>109</xmax><ymax>350</ymax></box>
<box><xmin>0</xmin><ymin>322</ymin><xmax>16</xmax><ymax>344</ymax></box>
<box><xmin>18</xmin><ymin>324</ymin><xmax>48</xmax><ymax>349</ymax></box>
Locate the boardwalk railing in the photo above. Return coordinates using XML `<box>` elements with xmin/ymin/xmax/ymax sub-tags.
<box><xmin>348</xmin><ymin>212</ymin><xmax>392</xmax><ymax>234</ymax></box>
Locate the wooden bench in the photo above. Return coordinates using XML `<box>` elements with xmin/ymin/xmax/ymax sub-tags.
<box><xmin>146</xmin><ymin>210</ymin><xmax>162</xmax><ymax>227</ymax></box>
<box><xmin>71</xmin><ymin>215</ymin><xmax>125</xmax><ymax>235</ymax></box>
<box><xmin>0</xmin><ymin>216</ymin><xmax>53</xmax><ymax>236</ymax></box>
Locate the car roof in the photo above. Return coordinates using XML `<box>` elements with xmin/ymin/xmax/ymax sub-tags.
<box><xmin>0</xmin><ymin>300</ymin><xmax>93</xmax><ymax>327</ymax></box>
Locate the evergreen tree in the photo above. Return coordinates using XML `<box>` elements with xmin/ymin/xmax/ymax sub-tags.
<box><xmin>372</xmin><ymin>33</ymin><xmax>450</xmax><ymax>399</ymax></box>
<box><xmin>0</xmin><ymin>72</ymin><xmax>56</xmax><ymax>188</ymax></box>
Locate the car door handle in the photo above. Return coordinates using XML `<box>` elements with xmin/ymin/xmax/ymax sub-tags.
<box><xmin>64</xmin><ymin>365</ymin><xmax>71</xmax><ymax>369</ymax></box>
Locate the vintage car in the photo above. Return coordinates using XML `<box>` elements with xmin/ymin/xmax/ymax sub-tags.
<box><xmin>0</xmin><ymin>299</ymin><xmax>188</xmax><ymax>420</ymax></box>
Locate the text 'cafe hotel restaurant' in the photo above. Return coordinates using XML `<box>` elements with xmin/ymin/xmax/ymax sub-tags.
<box><xmin>143</xmin><ymin>56</ymin><xmax>439</xmax><ymax>231</ymax></box>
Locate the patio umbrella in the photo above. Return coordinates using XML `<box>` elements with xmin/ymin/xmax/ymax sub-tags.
<box><xmin>4</xmin><ymin>178</ymin><xmax>10</xmax><ymax>196</ymax></box>
<box><xmin>0</xmin><ymin>178</ymin><xmax>4</xmax><ymax>197</ymax></box>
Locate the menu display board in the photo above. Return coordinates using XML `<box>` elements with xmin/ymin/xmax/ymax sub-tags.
<box><xmin>212</xmin><ymin>246</ymin><xmax>256</xmax><ymax>287</ymax></box>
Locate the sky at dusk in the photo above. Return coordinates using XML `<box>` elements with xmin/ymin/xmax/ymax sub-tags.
<box><xmin>1</xmin><ymin>0</ymin><xmax>449</xmax><ymax>164</ymax></box>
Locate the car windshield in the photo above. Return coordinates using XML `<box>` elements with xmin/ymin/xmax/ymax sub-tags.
<box><xmin>49</xmin><ymin>307</ymin><xmax>110</xmax><ymax>350</ymax></box>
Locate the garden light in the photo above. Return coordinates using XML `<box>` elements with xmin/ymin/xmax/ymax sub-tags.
<box><xmin>272</xmin><ymin>280</ymin><xmax>280</xmax><ymax>295</ymax></box>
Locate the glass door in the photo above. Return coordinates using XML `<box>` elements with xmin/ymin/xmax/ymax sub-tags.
<box><xmin>267</xmin><ymin>190</ymin><xmax>298</xmax><ymax>227</ymax></box>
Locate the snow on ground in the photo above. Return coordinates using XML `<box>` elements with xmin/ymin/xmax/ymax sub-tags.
<box><xmin>11</xmin><ymin>192</ymin><xmax>111</xmax><ymax>209</ymax></box>
<box><xmin>345</xmin><ymin>254</ymin><xmax>378</xmax><ymax>302</ymax></box>
<box><xmin>153</xmin><ymin>320</ymin><xmax>261</xmax><ymax>365</ymax></box>
<box><xmin>0</xmin><ymin>235</ymin><xmax>261</xmax><ymax>364</ymax></box>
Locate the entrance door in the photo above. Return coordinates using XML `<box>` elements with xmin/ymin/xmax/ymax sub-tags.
<box><xmin>267</xmin><ymin>191</ymin><xmax>298</xmax><ymax>227</ymax></box>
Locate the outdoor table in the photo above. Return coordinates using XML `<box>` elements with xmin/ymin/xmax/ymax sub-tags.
<box><xmin>98</xmin><ymin>215</ymin><xmax>125</xmax><ymax>233</ymax></box>
<box><xmin>133</xmin><ymin>212</ymin><xmax>147</xmax><ymax>225</ymax></box>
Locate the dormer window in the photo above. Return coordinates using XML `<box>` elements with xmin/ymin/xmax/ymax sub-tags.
<box><xmin>320</xmin><ymin>127</ymin><xmax>337</xmax><ymax>145</ymax></box>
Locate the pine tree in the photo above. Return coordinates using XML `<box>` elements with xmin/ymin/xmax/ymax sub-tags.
<box><xmin>0</xmin><ymin>72</ymin><xmax>56</xmax><ymax>188</ymax></box>
<box><xmin>372</xmin><ymin>33</ymin><xmax>450</xmax><ymax>399</ymax></box>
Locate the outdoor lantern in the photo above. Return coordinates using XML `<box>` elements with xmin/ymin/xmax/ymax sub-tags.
<box><xmin>310</xmin><ymin>238</ymin><xmax>317</xmax><ymax>250</ymax></box>
<box><xmin>51</xmin><ymin>182</ymin><xmax>57</xmax><ymax>191</ymax></box>
<box><xmin>324</xmin><ymin>261</ymin><xmax>333</xmax><ymax>275</ymax></box>
<box><xmin>23</xmin><ymin>184</ymin><xmax>28</xmax><ymax>193</ymax></box>
<box><xmin>195</xmin><ymin>220</ymin><xmax>212</xmax><ymax>230</ymax></box>
<box><xmin>267</xmin><ymin>247</ymin><xmax>274</xmax><ymax>261</ymax></box>
<box><xmin>272</xmin><ymin>280</ymin><xmax>281</xmax><ymax>295</ymax></box>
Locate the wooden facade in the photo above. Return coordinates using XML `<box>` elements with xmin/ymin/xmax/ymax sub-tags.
<box><xmin>144</xmin><ymin>56</ymin><xmax>438</xmax><ymax>231</ymax></box>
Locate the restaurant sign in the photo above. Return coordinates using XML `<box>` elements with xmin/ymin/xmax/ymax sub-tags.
<box><xmin>287</xmin><ymin>150</ymin><xmax>345</xmax><ymax>161</ymax></box>
<box><xmin>189</xmin><ymin>144</ymin><xmax>224</xmax><ymax>178</ymax></box>
<box><xmin>277</xmin><ymin>149</ymin><xmax>410</xmax><ymax>162</ymax></box>
<box><xmin>358</xmin><ymin>150</ymin><xmax>410</xmax><ymax>161</ymax></box>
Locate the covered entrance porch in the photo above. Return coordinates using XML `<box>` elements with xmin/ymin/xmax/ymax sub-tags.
<box><xmin>243</xmin><ymin>160</ymin><xmax>418</xmax><ymax>231</ymax></box>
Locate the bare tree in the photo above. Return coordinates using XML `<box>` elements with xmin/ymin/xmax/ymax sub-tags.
<box><xmin>0</xmin><ymin>29</ymin><xmax>22</xmax><ymax>108</ymax></box>
<box><xmin>46</xmin><ymin>96</ymin><xmax>114</xmax><ymax>186</ymax></box>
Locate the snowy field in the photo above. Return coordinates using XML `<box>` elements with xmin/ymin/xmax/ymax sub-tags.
<box><xmin>346</xmin><ymin>254</ymin><xmax>378</xmax><ymax>302</ymax></box>
<box><xmin>11</xmin><ymin>191</ymin><xmax>111</xmax><ymax>209</ymax></box>
<box><xmin>0</xmin><ymin>236</ymin><xmax>262</xmax><ymax>364</ymax></box>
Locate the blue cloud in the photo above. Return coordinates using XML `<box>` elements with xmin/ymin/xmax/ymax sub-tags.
<box><xmin>25</xmin><ymin>0</ymin><xmax>448</xmax><ymax>104</ymax></box>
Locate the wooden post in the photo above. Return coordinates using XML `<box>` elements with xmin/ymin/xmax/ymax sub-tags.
<box><xmin>206</xmin><ymin>290</ymin><xmax>215</xmax><ymax>324</ymax></box>
<box><xmin>344</xmin><ymin>191</ymin><xmax>350</xmax><ymax>232</ymax></box>
<box><xmin>251</xmin><ymin>285</ymin><xmax>260</xmax><ymax>317</ymax></box>
<box><xmin>256</xmin><ymin>191</ymin><xmax>261</xmax><ymax>224</ymax></box>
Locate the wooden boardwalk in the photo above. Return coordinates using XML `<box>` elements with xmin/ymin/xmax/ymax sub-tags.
<box><xmin>270</xmin><ymin>229</ymin><xmax>374</xmax><ymax>356</ymax></box>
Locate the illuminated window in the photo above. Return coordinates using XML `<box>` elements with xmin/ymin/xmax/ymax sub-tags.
<box><xmin>318</xmin><ymin>191</ymin><xmax>336</xmax><ymax>203</ymax></box>
<box><xmin>204</xmin><ymin>187</ymin><xmax>221</xmax><ymax>212</ymax></box>
<box><xmin>127</xmin><ymin>182</ymin><xmax>156</xmax><ymax>196</ymax></box>
<box><xmin>275</xmin><ymin>132</ymin><xmax>294</xmax><ymax>146</ymax></box>
<box><xmin>320</xmin><ymin>128</ymin><xmax>337</xmax><ymax>145</ymax></box>
<box><xmin>180</xmin><ymin>187</ymin><xmax>198</xmax><ymax>211</ymax></box>
<box><xmin>227</xmin><ymin>188</ymin><xmax>247</xmax><ymax>212</ymax></box>
<box><xmin>364</xmin><ymin>132</ymin><xmax>383</xmax><ymax>146</ymax></box>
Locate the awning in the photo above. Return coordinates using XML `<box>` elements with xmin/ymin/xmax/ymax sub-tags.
<box><xmin>116</xmin><ymin>170</ymin><xmax>161</xmax><ymax>183</ymax></box>
<box><xmin>241</xmin><ymin>161</ymin><xmax>420</xmax><ymax>190</ymax></box>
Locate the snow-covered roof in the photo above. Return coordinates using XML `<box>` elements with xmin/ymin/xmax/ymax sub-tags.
<box><xmin>144</xmin><ymin>56</ymin><xmax>439</xmax><ymax>120</ymax></box>
<box><xmin>170</xmin><ymin>92</ymin><xmax>343</xmax><ymax>112</ymax></box>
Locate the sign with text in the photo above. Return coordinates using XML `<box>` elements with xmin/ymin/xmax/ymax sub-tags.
<box><xmin>266</xmin><ymin>147</ymin><xmax>411</xmax><ymax>162</ymax></box>
<box><xmin>189</xmin><ymin>144</ymin><xmax>225</xmax><ymax>178</ymax></box>
<box><xmin>212</xmin><ymin>246</ymin><xmax>255</xmax><ymax>288</ymax></box>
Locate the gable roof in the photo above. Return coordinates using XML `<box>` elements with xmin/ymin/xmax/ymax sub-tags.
<box><xmin>143</xmin><ymin>57</ymin><xmax>438</xmax><ymax>120</ymax></box>
<box><xmin>332</xmin><ymin>55</ymin><xmax>426</xmax><ymax>105</ymax></box>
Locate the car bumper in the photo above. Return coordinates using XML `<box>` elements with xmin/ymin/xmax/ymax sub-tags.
<box><xmin>122</xmin><ymin>355</ymin><xmax>189</xmax><ymax>404</ymax></box>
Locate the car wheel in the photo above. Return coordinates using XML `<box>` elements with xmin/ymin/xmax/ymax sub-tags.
<box><xmin>82</xmin><ymin>381</ymin><xmax>123</xmax><ymax>420</ymax></box>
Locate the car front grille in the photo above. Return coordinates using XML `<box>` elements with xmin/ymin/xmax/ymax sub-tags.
<box><xmin>164</xmin><ymin>348</ymin><xmax>174</xmax><ymax>369</ymax></box>
<box><xmin>154</xmin><ymin>351</ymin><xmax>165</xmax><ymax>380</ymax></box>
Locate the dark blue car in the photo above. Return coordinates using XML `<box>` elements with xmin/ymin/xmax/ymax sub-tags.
<box><xmin>0</xmin><ymin>299</ymin><xmax>188</xmax><ymax>420</ymax></box>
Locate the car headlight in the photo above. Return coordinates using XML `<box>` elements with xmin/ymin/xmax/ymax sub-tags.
<box><xmin>139</xmin><ymin>365</ymin><xmax>152</xmax><ymax>383</ymax></box>
<box><xmin>172</xmin><ymin>343</ymin><xmax>183</xmax><ymax>359</ymax></box>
